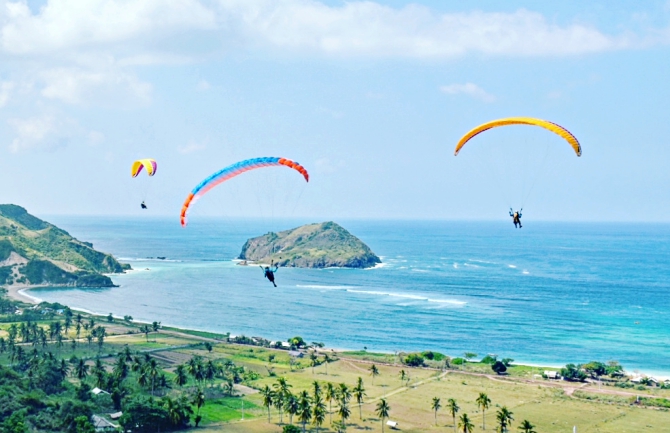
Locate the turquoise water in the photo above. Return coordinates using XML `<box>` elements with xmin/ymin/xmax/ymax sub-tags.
<box><xmin>30</xmin><ymin>217</ymin><xmax>670</xmax><ymax>374</ymax></box>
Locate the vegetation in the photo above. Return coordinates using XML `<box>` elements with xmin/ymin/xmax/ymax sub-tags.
<box><xmin>0</xmin><ymin>205</ymin><xmax>128</xmax><ymax>287</ymax></box>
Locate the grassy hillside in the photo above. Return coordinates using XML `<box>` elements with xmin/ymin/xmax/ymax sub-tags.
<box><xmin>0</xmin><ymin>204</ymin><xmax>127</xmax><ymax>287</ymax></box>
<box><xmin>239</xmin><ymin>221</ymin><xmax>381</xmax><ymax>268</ymax></box>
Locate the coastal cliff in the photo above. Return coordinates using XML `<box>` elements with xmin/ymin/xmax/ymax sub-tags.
<box><xmin>0</xmin><ymin>204</ymin><xmax>128</xmax><ymax>287</ymax></box>
<box><xmin>239</xmin><ymin>221</ymin><xmax>381</xmax><ymax>269</ymax></box>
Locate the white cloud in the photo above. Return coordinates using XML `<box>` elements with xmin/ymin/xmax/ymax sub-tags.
<box><xmin>178</xmin><ymin>140</ymin><xmax>207</xmax><ymax>154</ymax></box>
<box><xmin>40</xmin><ymin>67</ymin><xmax>152</xmax><ymax>106</ymax></box>
<box><xmin>0</xmin><ymin>0</ymin><xmax>216</xmax><ymax>55</ymax></box>
<box><xmin>196</xmin><ymin>79</ymin><xmax>211</xmax><ymax>91</ymax></box>
<box><xmin>214</xmin><ymin>0</ymin><xmax>630</xmax><ymax>58</ymax></box>
<box><xmin>0</xmin><ymin>81</ymin><xmax>14</xmax><ymax>107</ymax></box>
<box><xmin>7</xmin><ymin>115</ymin><xmax>70</xmax><ymax>152</ymax></box>
<box><xmin>440</xmin><ymin>83</ymin><xmax>496</xmax><ymax>103</ymax></box>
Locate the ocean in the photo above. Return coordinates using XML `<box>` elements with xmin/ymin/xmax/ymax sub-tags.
<box><xmin>28</xmin><ymin>217</ymin><xmax>670</xmax><ymax>375</ymax></box>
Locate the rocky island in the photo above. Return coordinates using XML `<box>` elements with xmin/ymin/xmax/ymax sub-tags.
<box><xmin>0</xmin><ymin>204</ymin><xmax>128</xmax><ymax>287</ymax></box>
<box><xmin>239</xmin><ymin>221</ymin><xmax>381</xmax><ymax>268</ymax></box>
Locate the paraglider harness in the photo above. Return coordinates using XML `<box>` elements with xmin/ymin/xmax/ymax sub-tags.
<box><xmin>509</xmin><ymin>208</ymin><xmax>522</xmax><ymax>228</ymax></box>
<box><xmin>141</xmin><ymin>201</ymin><xmax>147</xmax><ymax>210</ymax></box>
<box><xmin>261</xmin><ymin>260</ymin><xmax>280</xmax><ymax>287</ymax></box>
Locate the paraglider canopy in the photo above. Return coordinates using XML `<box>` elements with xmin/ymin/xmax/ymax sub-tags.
<box><xmin>180</xmin><ymin>157</ymin><xmax>309</xmax><ymax>227</ymax></box>
<box><xmin>131</xmin><ymin>159</ymin><xmax>158</xmax><ymax>177</ymax></box>
<box><xmin>454</xmin><ymin>117</ymin><xmax>581</xmax><ymax>157</ymax></box>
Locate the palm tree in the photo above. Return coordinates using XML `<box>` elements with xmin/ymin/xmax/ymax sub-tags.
<box><xmin>447</xmin><ymin>398</ymin><xmax>459</xmax><ymax>433</ymax></box>
<box><xmin>325</xmin><ymin>382</ymin><xmax>336</xmax><ymax>425</ymax></box>
<box><xmin>74</xmin><ymin>358</ymin><xmax>89</xmax><ymax>380</ymax></box>
<box><xmin>284</xmin><ymin>392</ymin><xmax>299</xmax><ymax>425</ymax></box>
<box><xmin>376</xmin><ymin>398</ymin><xmax>390</xmax><ymax>433</ymax></box>
<box><xmin>459</xmin><ymin>413</ymin><xmax>475</xmax><ymax>433</ymax></box>
<box><xmin>310</xmin><ymin>351</ymin><xmax>319</xmax><ymax>374</ymax></box>
<box><xmin>338</xmin><ymin>383</ymin><xmax>351</xmax><ymax>404</ymax></box>
<box><xmin>312</xmin><ymin>380</ymin><xmax>322</xmax><ymax>400</ymax></box>
<box><xmin>431</xmin><ymin>397</ymin><xmax>442</xmax><ymax>426</ymax></box>
<box><xmin>337</xmin><ymin>399</ymin><xmax>351</xmax><ymax>430</ymax></box>
<box><xmin>323</xmin><ymin>353</ymin><xmax>332</xmax><ymax>375</ymax></box>
<box><xmin>353</xmin><ymin>377</ymin><xmax>366</xmax><ymax>420</ymax></box>
<box><xmin>517</xmin><ymin>420</ymin><xmax>536</xmax><ymax>433</ymax></box>
<box><xmin>192</xmin><ymin>388</ymin><xmax>206</xmax><ymax>427</ymax></box>
<box><xmin>400</xmin><ymin>369</ymin><xmax>408</xmax><ymax>385</ymax></box>
<box><xmin>369</xmin><ymin>364</ymin><xmax>380</xmax><ymax>385</ymax></box>
<box><xmin>496</xmin><ymin>406</ymin><xmax>514</xmax><ymax>433</ymax></box>
<box><xmin>146</xmin><ymin>358</ymin><xmax>159</xmax><ymax>396</ymax></box>
<box><xmin>204</xmin><ymin>360</ymin><xmax>217</xmax><ymax>388</ymax></box>
<box><xmin>312</xmin><ymin>395</ymin><xmax>327</xmax><ymax>433</ymax></box>
<box><xmin>274</xmin><ymin>377</ymin><xmax>292</xmax><ymax>423</ymax></box>
<box><xmin>173</xmin><ymin>364</ymin><xmax>188</xmax><ymax>388</ymax></box>
<box><xmin>58</xmin><ymin>359</ymin><xmax>70</xmax><ymax>379</ymax></box>
<box><xmin>298</xmin><ymin>390</ymin><xmax>312</xmax><ymax>433</ymax></box>
<box><xmin>476</xmin><ymin>392</ymin><xmax>491</xmax><ymax>430</ymax></box>
<box><xmin>260</xmin><ymin>385</ymin><xmax>275</xmax><ymax>423</ymax></box>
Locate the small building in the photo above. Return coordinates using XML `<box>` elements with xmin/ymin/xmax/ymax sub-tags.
<box><xmin>386</xmin><ymin>420</ymin><xmax>399</xmax><ymax>429</ymax></box>
<box><xmin>281</xmin><ymin>341</ymin><xmax>291</xmax><ymax>348</ymax></box>
<box><xmin>544</xmin><ymin>371</ymin><xmax>559</xmax><ymax>380</ymax></box>
<box><xmin>92</xmin><ymin>415</ymin><xmax>117</xmax><ymax>432</ymax></box>
<box><xmin>91</xmin><ymin>387</ymin><xmax>110</xmax><ymax>395</ymax></box>
<box><xmin>288</xmin><ymin>350</ymin><xmax>304</xmax><ymax>358</ymax></box>
<box><xmin>109</xmin><ymin>412</ymin><xmax>122</xmax><ymax>420</ymax></box>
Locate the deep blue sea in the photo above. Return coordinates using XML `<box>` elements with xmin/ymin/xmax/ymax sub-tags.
<box><xmin>27</xmin><ymin>217</ymin><xmax>670</xmax><ymax>375</ymax></box>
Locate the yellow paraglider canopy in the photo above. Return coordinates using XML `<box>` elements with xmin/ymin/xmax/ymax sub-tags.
<box><xmin>454</xmin><ymin>117</ymin><xmax>581</xmax><ymax>157</ymax></box>
<box><xmin>131</xmin><ymin>159</ymin><xmax>157</xmax><ymax>177</ymax></box>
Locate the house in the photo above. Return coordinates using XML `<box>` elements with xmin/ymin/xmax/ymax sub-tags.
<box><xmin>544</xmin><ymin>371</ymin><xmax>559</xmax><ymax>380</ymax></box>
<box><xmin>109</xmin><ymin>412</ymin><xmax>122</xmax><ymax>420</ymax></box>
<box><xmin>91</xmin><ymin>387</ymin><xmax>110</xmax><ymax>395</ymax></box>
<box><xmin>386</xmin><ymin>420</ymin><xmax>399</xmax><ymax>429</ymax></box>
<box><xmin>288</xmin><ymin>350</ymin><xmax>304</xmax><ymax>358</ymax></box>
<box><xmin>281</xmin><ymin>341</ymin><xmax>291</xmax><ymax>348</ymax></box>
<box><xmin>91</xmin><ymin>415</ymin><xmax>117</xmax><ymax>432</ymax></box>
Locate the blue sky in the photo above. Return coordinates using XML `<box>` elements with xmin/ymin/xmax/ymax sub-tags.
<box><xmin>1</xmin><ymin>0</ymin><xmax>670</xmax><ymax>222</ymax></box>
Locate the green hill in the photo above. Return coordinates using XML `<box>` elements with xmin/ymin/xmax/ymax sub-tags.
<box><xmin>0</xmin><ymin>204</ymin><xmax>128</xmax><ymax>287</ymax></box>
<box><xmin>238</xmin><ymin>221</ymin><xmax>381</xmax><ymax>268</ymax></box>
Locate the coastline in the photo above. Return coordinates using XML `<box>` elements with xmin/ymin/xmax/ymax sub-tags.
<box><xmin>7</xmin><ymin>284</ymin><xmax>669</xmax><ymax>381</ymax></box>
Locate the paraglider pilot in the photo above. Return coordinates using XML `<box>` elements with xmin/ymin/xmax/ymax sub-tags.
<box><xmin>509</xmin><ymin>208</ymin><xmax>522</xmax><ymax>228</ymax></box>
<box><xmin>141</xmin><ymin>201</ymin><xmax>147</xmax><ymax>210</ymax></box>
<box><xmin>261</xmin><ymin>260</ymin><xmax>280</xmax><ymax>287</ymax></box>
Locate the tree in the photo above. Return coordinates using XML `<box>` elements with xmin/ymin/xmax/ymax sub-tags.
<box><xmin>146</xmin><ymin>358</ymin><xmax>160</xmax><ymax>396</ymax></box>
<box><xmin>459</xmin><ymin>413</ymin><xmax>475</xmax><ymax>433</ymax></box>
<box><xmin>337</xmin><ymin>399</ymin><xmax>351</xmax><ymax>430</ymax></box>
<box><xmin>285</xmin><ymin>393</ymin><xmax>299</xmax><ymax>425</ymax></box>
<box><xmin>261</xmin><ymin>385</ymin><xmax>276</xmax><ymax>423</ymax></box>
<box><xmin>338</xmin><ymin>383</ymin><xmax>351</xmax><ymax>405</ymax></box>
<box><xmin>400</xmin><ymin>369</ymin><xmax>408</xmax><ymax>385</ymax></box>
<box><xmin>283</xmin><ymin>425</ymin><xmax>301</xmax><ymax>433</ymax></box>
<box><xmin>310</xmin><ymin>351</ymin><xmax>319</xmax><ymax>374</ymax></box>
<box><xmin>298</xmin><ymin>390</ymin><xmax>312</xmax><ymax>433</ymax></box>
<box><xmin>447</xmin><ymin>398</ymin><xmax>459</xmax><ymax>433</ymax></box>
<box><xmin>323</xmin><ymin>353</ymin><xmax>332</xmax><ymax>375</ymax></box>
<box><xmin>162</xmin><ymin>395</ymin><xmax>193</xmax><ymax>428</ymax></box>
<box><xmin>431</xmin><ymin>397</ymin><xmax>442</xmax><ymax>426</ymax></box>
<box><xmin>204</xmin><ymin>342</ymin><xmax>213</xmax><ymax>352</ymax></box>
<box><xmin>518</xmin><ymin>420</ymin><xmax>536</xmax><ymax>433</ymax></box>
<box><xmin>476</xmin><ymin>392</ymin><xmax>491</xmax><ymax>430</ymax></box>
<box><xmin>491</xmin><ymin>361</ymin><xmax>507</xmax><ymax>375</ymax></box>
<box><xmin>74</xmin><ymin>415</ymin><xmax>95</xmax><ymax>433</ymax></box>
<box><xmin>353</xmin><ymin>377</ymin><xmax>366</xmax><ymax>420</ymax></box>
<box><xmin>560</xmin><ymin>363</ymin><xmax>587</xmax><ymax>382</ymax></box>
<box><xmin>464</xmin><ymin>352</ymin><xmax>477</xmax><ymax>361</ymax></box>
<box><xmin>376</xmin><ymin>398</ymin><xmax>390</xmax><ymax>433</ymax></box>
<box><xmin>369</xmin><ymin>364</ymin><xmax>379</xmax><ymax>385</ymax></box>
<box><xmin>152</xmin><ymin>321</ymin><xmax>161</xmax><ymax>332</ymax></box>
<box><xmin>496</xmin><ymin>406</ymin><xmax>514</xmax><ymax>433</ymax></box>
<box><xmin>312</xmin><ymin>380</ymin><xmax>322</xmax><ymax>400</ymax></box>
<box><xmin>74</xmin><ymin>358</ymin><xmax>89</xmax><ymax>380</ymax></box>
<box><xmin>325</xmin><ymin>382</ymin><xmax>336</xmax><ymax>425</ymax></box>
<box><xmin>312</xmin><ymin>395</ymin><xmax>326</xmax><ymax>433</ymax></box>
<box><xmin>192</xmin><ymin>388</ymin><xmax>206</xmax><ymax>427</ymax></box>
<box><xmin>173</xmin><ymin>364</ymin><xmax>188</xmax><ymax>388</ymax></box>
<box><xmin>107</xmin><ymin>313</ymin><xmax>114</xmax><ymax>322</ymax></box>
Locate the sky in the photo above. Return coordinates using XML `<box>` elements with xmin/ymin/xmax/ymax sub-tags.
<box><xmin>1</xmin><ymin>0</ymin><xmax>670</xmax><ymax>222</ymax></box>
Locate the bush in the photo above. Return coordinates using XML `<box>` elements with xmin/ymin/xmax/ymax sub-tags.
<box><xmin>451</xmin><ymin>357</ymin><xmax>465</xmax><ymax>365</ymax></box>
<box><xmin>491</xmin><ymin>361</ymin><xmax>507</xmax><ymax>375</ymax></box>
<box><xmin>481</xmin><ymin>355</ymin><xmax>497</xmax><ymax>365</ymax></box>
<box><xmin>421</xmin><ymin>351</ymin><xmax>445</xmax><ymax>361</ymax></box>
<box><xmin>403</xmin><ymin>353</ymin><xmax>425</xmax><ymax>367</ymax></box>
<box><xmin>283</xmin><ymin>425</ymin><xmax>302</xmax><ymax>433</ymax></box>
<box><xmin>560</xmin><ymin>364</ymin><xmax>587</xmax><ymax>382</ymax></box>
